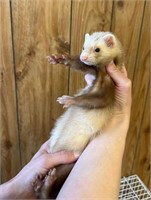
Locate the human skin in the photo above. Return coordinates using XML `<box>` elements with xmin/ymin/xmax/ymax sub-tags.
<box><xmin>0</xmin><ymin>142</ymin><xmax>79</xmax><ymax>199</ymax></box>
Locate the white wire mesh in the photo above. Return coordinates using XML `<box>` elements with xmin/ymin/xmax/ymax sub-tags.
<box><xmin>119</xmin><ymin>175</ymin><xmax>151</xmax><ymax>200</ymax></box>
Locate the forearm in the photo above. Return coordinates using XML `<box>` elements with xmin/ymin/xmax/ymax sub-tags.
<box><xmin>0</xmin><ymin>178</ymin><xmax>19</xmax><ymax>199</ymax></box>
<box><xmin>0</xmin><ymin>177</ymin><xmax>35</xmax><ymax>199</ymax></box>
<box><xmin>57</xmin><ymin>118</ymin><xmax>129</xmax><ymax>200</ymax></box>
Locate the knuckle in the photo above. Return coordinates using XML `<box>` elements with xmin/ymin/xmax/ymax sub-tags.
<box><xmin>126</xmin><ymin>79</ymin><xmax>132</xmax><ymax>88</ymax></box>
<box><xmin>40</xmin><ymin>153</ymin><xmax>51</xmax><ymax>165</ymax></box>
<box><xmin>123</xmin><ymin>79</ymin><xmax>131</xmax><ymax>89</ymax></box>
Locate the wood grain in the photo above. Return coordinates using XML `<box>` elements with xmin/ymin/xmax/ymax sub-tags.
<box><xmin>1</xmin><ymin>0</ymin><xmax>150</xmax><ymax>189</ymax></box>
<box><xmin>0</xmin><ymin>0</ymin><xmax>21</xmax><ymax>182</ymax></box>
<box><xmin>111</xmin><ymin>0</ymin><xmax>145</xmax><ymax>79</ymax></box>
<box><xmin>131</xmin><ymin>0</ymin><xmax>150</xmax><ymax>188</ymax></box>
<box><xmin>132</xmin><ymin>89</ymin><xmax>150</xmax><ymax>189</ymax></box>
<box><xmin>11</xmin><ymin>0</ymin><xmax>71</xmax><ymax>165</ymax></box>
<box><xmin>69</xmin><ymin>0</ymin><xmax>113</xmax><ymax>95</ymax></box>
<box><xmin>122</xmin><ymin>0</ymin><xmax>150</xmax><ymax>187</ymax></box>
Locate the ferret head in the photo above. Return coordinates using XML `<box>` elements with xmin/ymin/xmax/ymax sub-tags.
<box><xmin>80</xmin><ymin>32</ymin><xmax>121</xmax><ymax>66</ymax></box>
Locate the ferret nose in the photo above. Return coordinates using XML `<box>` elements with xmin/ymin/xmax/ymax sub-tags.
<box><xmin>81</xmin><ymin>56</ymin><xmax>88</xmax><ymax>61</ymax></box>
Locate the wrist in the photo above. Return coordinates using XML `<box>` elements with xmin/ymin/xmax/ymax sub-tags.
<box><xmin>110</xmin><ymin>111</ymin><xmax>130</xmax><ymax>128</ymax></box>
<box><xmin>102</xmin><ymin>114</ymin><xmax>130</xmax><ymax>143</ymax></box>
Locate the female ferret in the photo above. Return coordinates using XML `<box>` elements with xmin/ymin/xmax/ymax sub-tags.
<box><xmin>37</xmin><ymin>32</ymin><xmax>124</xmax><ymax>198</ymax></box>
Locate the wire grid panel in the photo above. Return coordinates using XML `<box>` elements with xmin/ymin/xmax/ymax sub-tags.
<box><xmin>119</xmin><ymin>175</ymin><xmax>151</xmax><ymax>200</ymax></box>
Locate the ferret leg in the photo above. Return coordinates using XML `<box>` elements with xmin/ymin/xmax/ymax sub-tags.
<box><xmin>57</xmin><ymin>74</ymin><xmax>96</xmax><ymax>108</ymax></box>
<box><xmin>57</xmin><ymin>95</ymin><xmax>74</xmax><ymax>108</ymax></box>
<box><xmin>72</xmin><ymin>93</ymin><xmax>114</xmax><ymax>108</ymax></box>
<box><xmin>47</xmin><ymin>54</ymin><xmax>96</xmax><ymax>75</ymax></box>
<box><xmin>38</xmin><ymin>168</ymin><xmax>57</xmax><ymax>199</ymax></box>
<box><xmin>33</xmin><ymin>169</ymin><xmax>57</xmax><ymax>199</ymax></box>
<box><xmin>32</xmin><ymin>174</ymin><xmax>45</xmax><ymax>196</ymax></box>
<box><xmin>57</xmin><ymin>84</ymin><xmax>115</xmax><ymax>109</ymax></box>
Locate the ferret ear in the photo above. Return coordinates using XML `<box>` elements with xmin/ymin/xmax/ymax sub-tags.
<box><xmin>103</xmin><ymin>34</ymin><xmax>115</xmax><ymax>48</ymax></box>
<box><xmin>85</xmin><ymin>33</ymin><xmax>90</xmax><ymax>41</ymax></box>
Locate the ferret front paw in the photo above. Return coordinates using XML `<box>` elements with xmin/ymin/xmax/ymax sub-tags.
<box><xmin>57</xmin><ymin>95</ymin><xmax>75</xmax><ymax>108</ymax></box>
<box><xmin>47</xmin><ymin>54</ymin><xmax>69</xmax><ymax>65</ymax></box>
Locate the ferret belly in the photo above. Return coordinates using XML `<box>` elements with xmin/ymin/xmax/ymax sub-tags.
<box><xmin>49</xmin><ymin>106</ymin><xmax>111</xmax><ymax>153</ymax></box>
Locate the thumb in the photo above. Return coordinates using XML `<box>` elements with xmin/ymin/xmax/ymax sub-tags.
<box><xmin>43</xmin><ymin>151</ymin><xmax>80</xmax><ymax>169</ymax></box>
<box><xmin>106</xmin><ymin>62</ymin><xmax>132</xmax><ymax>114</ymax></box>
<box><xmin>106</xmin><ymin>62</ymin><xmax>127</xmax><ymax>86</ymax></box>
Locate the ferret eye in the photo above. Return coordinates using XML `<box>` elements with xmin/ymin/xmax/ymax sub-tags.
<box><xmin>83</xmin><ymin>47</ymin><xmax>84</xmax><ymax>50</ymax></box>
<box><xmin>95</xmin><ymin>48</ymin><xmax>100</xmax><ymax>52</ymax></box>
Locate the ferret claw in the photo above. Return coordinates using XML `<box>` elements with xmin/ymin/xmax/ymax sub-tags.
<box><xmin>32</xmin><ymin>173</ymin><xmax>45</xmax><ymax>192</ymax></box>
<box><xmin>47</xmin><ymin>168</ymin><xmax>57</xmax><ymax>182</ymax></box>
<box><xmin>47</xmin><ymin>55</ymin><xmax>57</xmax><ymax>64</ymax></box>
<box><xmin>47</xmin><ymin>54</ymin><xmax>69</xmax><ymax>65</ymax></box>
<box><xmin>34</xmin><ymin>169</ymin><xmax>57</xmax><ymax>198</ymax></box>
<box><xmin>57</xmin><ymin>95</ymin><xmax>74</xmax><ymax>108</ymax></box>
<box><xmin>57</xmin><ymin>95</ymin><xmax>71</xmax><ymax>104</ymax></box>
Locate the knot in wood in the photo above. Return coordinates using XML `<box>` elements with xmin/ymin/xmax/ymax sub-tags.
<box><xmin>55</xmin><ymin>38</ymin><xmax>70</xmax><ymax>54</ymax></box>
<box><xmin>100</xmin><ymin>15</ymin><xmax>107</xmax><ymax>25</ymax></box>
<box><xmin>27</xmin><ymin>50</ymin><xmax>36</xmax><ymax>57</ymax></box>
<box><xmin>3</xmin><ymin>140</ymin><xmax>12</xmax><ymax>149</ymax></box>
<box><xmin>117</xmin><ymin>0</ymin><xmax>124</xmax><ymax>8</ymax></box>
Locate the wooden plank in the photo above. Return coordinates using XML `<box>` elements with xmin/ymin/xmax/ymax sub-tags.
<box><xmin>111</xmin><ymin>0</ymin><xmax>145</xmax><ymax>79</ymax></box>
<box><xmin>122</xmin><ymin>0</ymin><xmax>150</xmax><ymax>179</ymax></box>
<box><xmin>11</xmin><ymin>0</ymin><xmax>71</xmax><ymax>165</ymax></box>
<box><xmin>69</xmin><ymin>0</ymin><xmax>113</xmax><ymax>95</ymax></box>
<box><xmin>0</xmin><ymin>0</ymin><xmax>21</xmax><ymax>182</ymax></box>
<box><xmin>132</xmin><ymin>89</ymin><xmax>150</xmax><ymax>189</ymax></box>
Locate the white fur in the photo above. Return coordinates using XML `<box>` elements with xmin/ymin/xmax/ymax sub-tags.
<box><xmin>50</xmin><ymin>106</ymin><xmax>112</xmax><ymax>153</ymax></box>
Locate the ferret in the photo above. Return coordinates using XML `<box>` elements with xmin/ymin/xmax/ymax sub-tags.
<box><xmin>36</xmin><ymin>32</ymin><xmax>124</xmax><ymax>198</ymax></box>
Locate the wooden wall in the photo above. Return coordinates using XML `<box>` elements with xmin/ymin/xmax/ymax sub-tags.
<box><xmin>0</xmin><ymin>0</ymin><xmax>150</xmax><ymax>190</ymax></box>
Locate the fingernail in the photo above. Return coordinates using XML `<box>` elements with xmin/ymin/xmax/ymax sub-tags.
<box><xmin>74</xmin><ymin>152</ymin><xmax>81</xmax><ymax>159</ymax></box>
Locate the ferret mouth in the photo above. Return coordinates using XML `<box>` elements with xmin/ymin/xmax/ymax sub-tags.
<box><xmin>83</xmin><ymin>60</ymin><xmax>94</xmax><ymax>66</ymax></box>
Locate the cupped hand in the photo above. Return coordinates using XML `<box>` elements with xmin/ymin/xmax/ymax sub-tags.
<box><xmin>5</xmin><ymin>140</ymin><xmax>79</xmax><ymax>199</ymax></box>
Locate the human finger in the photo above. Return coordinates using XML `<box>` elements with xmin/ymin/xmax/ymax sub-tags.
<box><xmin>106</xmin><ymin>63</ymin><xmax>129</xmax><ymax>86</ymax></box>
<box><xmin>32</xmin><ymin>140</ymin><xmax>50</xmax><ymax>160</ymax></box>
<box><xmin>120</xmin><ymin>64</ymin><xmax>128</xmax><ymax>77</ymax></box>
<box><xmin>40</xmin><ymin>151</ymin><xmax>80</xmax><ymax>169</ymax></box>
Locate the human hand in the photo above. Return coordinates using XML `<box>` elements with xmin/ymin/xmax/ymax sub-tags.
<box><xmin>0</xmin><ymin>140</ymin><xmax>79</xmax><ymax>199</ymax></box>
<box><xmin>106</xmin><ymin>62</ymin><xmax>132</xmax><ymax>121</ymax></box>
